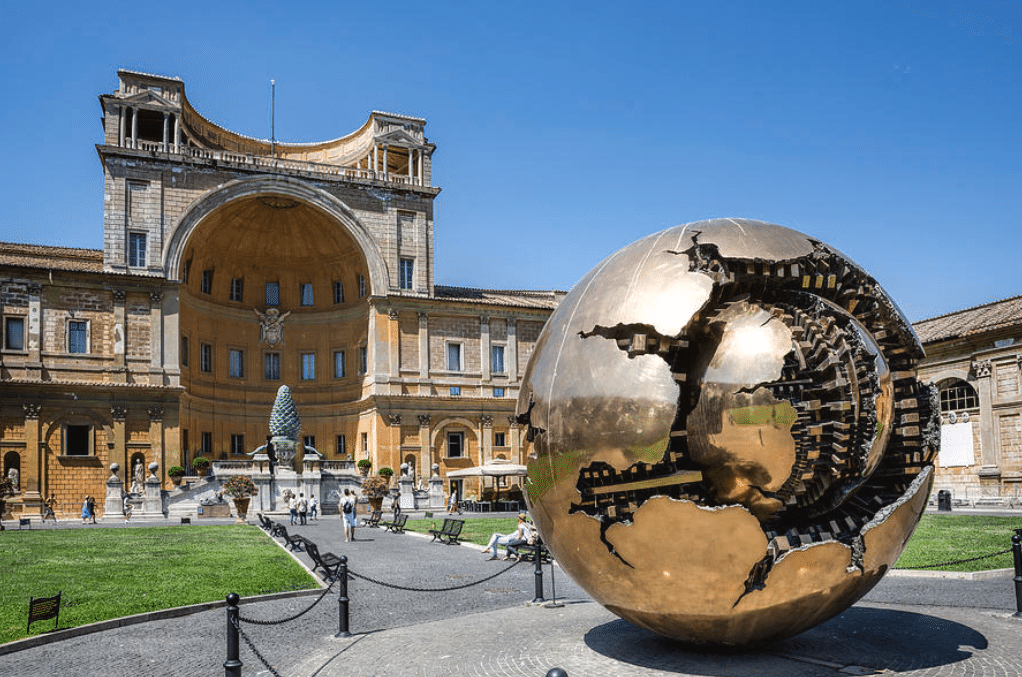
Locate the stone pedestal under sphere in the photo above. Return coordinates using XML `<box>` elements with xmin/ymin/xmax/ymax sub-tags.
<box><xmin>516</xmin><ymin>218</ymin><xmax>939</xmax><ymax>645</ymax></box>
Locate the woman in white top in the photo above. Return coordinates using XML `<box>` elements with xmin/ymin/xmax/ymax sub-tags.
<box><xmin>340</xmin><ymin>488</ymin><xmax>358</xmax><ymax>542</ymax></box>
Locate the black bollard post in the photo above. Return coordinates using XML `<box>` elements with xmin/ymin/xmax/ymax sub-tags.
<box><xmin>224</xmin><ymin>593</ymin><xmax>242</xmax><ymax>677</ymax></box>
<box><xmin>1012</xmin><ymin>530</ymin><xmax>1022</xmax><ymax>618</ymax></box>
<box><xmin>336</xmin><ymin>555</ymin><xmax>352</xmax><ymax>637</ymax></box>
<box><xmin>533</xmin><ymin>543</ymin><xmax>545</xmax><ymax>603</ymax></box>
<box><xmin>545</xmin><ymin>552</ymin><xmax>563</xmax><ymax>608</ymax></box>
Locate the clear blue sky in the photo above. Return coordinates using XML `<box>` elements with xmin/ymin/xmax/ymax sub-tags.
<box><xmin>1</xmin><ymin>1</ymin><xmax>1019</xmax><ymax>322</ymax></box>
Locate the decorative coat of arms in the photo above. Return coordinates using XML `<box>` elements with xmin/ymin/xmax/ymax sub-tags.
<box><xmin>254</xmin><ymin>308</ymin><xmax>292</xmax><ymax>346</ymax></box>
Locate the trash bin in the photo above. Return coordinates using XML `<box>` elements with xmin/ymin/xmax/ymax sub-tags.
<box><xmin>937</xmin><ymin>489</ymin><xmax>952</xmax><ymax>512</ymax></box>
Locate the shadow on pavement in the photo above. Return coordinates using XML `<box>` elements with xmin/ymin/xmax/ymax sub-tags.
<box><xmin>584</xmin><ymin>606</ymin><xmax>987</xmax><ymax>676</ymax></box>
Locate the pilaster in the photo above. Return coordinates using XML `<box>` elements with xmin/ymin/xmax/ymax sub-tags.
<box><xmin>22</xmin><ymin>403</ymin><xmax>42</xmax><ymax>504</ymax></box>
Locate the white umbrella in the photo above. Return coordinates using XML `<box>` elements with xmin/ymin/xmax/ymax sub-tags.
<box><xmin>446</xmin><ymin>458</ymin><xmax>527</xmax><ymax>478</ymax></box>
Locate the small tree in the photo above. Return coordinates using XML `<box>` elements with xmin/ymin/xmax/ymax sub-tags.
<box><xmin>356</xmin><ymin>459</ymin><xmax>372</xmax><ymax>470</ymax></box>
<box><xmin>167</xmin><ymin>466</ymin><xmax>186</xmax><ymax>478</ymax></box>
<box><xmin>361</xmin><ymin>476</ymin><xmax>389</xmax><ymax>499</ymax></box>
<box><xmin>223</xmin><ymin>475</ymin><xmax>258</xmax><ymax>499</ymax></box>
<box><xmin>378</xmin><ymin>467</ymin><xmax>394</xmax><ymax>478</ymax></box>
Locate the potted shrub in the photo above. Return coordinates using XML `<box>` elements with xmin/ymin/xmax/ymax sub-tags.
<box><xmin>356</xmin><ymin>458</ymin><xmax>372</xmax><ymax>477</ymax></box>
<box><xmin>378</xmin><ymin>467</ymin><xmax>394</xmax><ymax>481</ymax></box>
<box><xmin>192</xmin><ymin>456</ymin><xmax>211</xmax><ymax>477</ymax></box>
<box><xmin>168</xmin><ymin>466</ymin><xmax>186</xmax><ymax>485</ymax></box>
<box><xmin>223</xmin><ymin>475</ymin><xmax>258</xmax><ymax>524</ymax></box>
<box><xmin>361</xmin><ymin>475</ymin><xmax>389</xmax><ymax>513</ymax></box>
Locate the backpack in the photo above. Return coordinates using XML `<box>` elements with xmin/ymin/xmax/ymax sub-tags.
<box><xmin>342</xmin><ymin>499</ymin><xmax>353</xmax><ymax>515</ymax></box>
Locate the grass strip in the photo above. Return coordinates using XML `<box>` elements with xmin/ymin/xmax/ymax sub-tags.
<box><xmin>0</xmin><ymin>525</ymin><xmax>317</xmax><ymax>645</ymax></box>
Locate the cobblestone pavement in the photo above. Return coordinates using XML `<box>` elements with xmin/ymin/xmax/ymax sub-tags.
<box><xmin>2</xmin><ymin>514</ymin><xmax>1021</xmax><ymax>676</ymax></box>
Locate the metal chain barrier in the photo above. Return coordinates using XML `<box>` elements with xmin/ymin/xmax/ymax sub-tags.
<box><xmin>348</xmin><ymin>558</ymin><xmax>522</xmax><ymax>592</ymax></box>
<box><xmin>238</xmin><ymin>576</ymin><xmax>336</xmax><ymax>626</ymax></box>
<box><xmin>231</xmin><ymin>615</ymin><xmax>284</xmax><ymax>677</ymax></box>
<box><xmin>910</xmin><ymin>548</ymin><xmax>1013</xmax><ymax>570</ymax></box>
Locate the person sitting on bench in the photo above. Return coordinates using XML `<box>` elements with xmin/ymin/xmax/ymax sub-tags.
<box><xmin>482</xmin><ymin>512</ymin><xmax>531</xmax><ymax>560</ymax></box>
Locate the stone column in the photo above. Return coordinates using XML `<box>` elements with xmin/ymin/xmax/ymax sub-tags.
<box><xmin>130</xmin><ymin>107</ymin><xmax>138</xmax><ymax>149</ymax></box>
<box><xmin>417</xmin><ymin>148</ymin><xmax>424</xmax><ymax>186</ymax></box>
<box><xmin>372</xmin><ymin>143</ymin><xmax>378</xmax><ymax>177</ymax></box>
<box><xmin>173</xmin><ymin>114</ymin><xmax>180</xmax><ymax>151</ymax></box>
<box><xmin>27</xmin><ymin>284</ymin><xmax>42</xmax><ymax>378</ymax></box>
<box><xmin>508</xmin><ymin>416</ymin><xmax>522</xmax><ymax>465</ymax></box>
<box><xmin>481</xmin><ymin>415</ymin><xmax>494</xmax><ymax>464</ymax></box>
<box><xmin>162</xmin><ymin>112</ymin><xmax>170</xmax><ymax>152</ymax></box>
<box><xmin>150</xmin><ymin>292</ymin><xmax>165</xmax><ymax>380</ymax></box>
<box><xmin>507</xmin><ymin>318</ymin><xmax>519</xmax><ymax>381</ymax></box>
<box><xmin>22</xmin><ymin>404</ymin><xmax>42</xmax><ymax>504</ymax></box>
<box><xmin>383</xmin><ymin>145</ymin><xmax>389</xmax><ymax>180</ymax></box>
<box><xmin>418</xmin><ymin>312</ymin><xmax>429</xmax><ymax>381</ymax></box>
<box><xmin>102</xmin><ymin>463</ymin><xmax>125</xmax><ymax>521</ymax></box>
<box><xmin>480</xmin><ymin>316</ymin><xmax>491</xmax><ymax>382</ymax></box>
<box><xmin>112</xmin><ymin>290</ymin><xmax>127</xmax><ymax>382</ymax></box>
<box><xmin>118</xmin><ymin>106</ymin><xmax>126</xmax><ymax>147</ymax></box>
<box><xmin>388</xmin><ymin>310</ymin><xmax>400</xmax><ymax>379</ymax></box>
<box><xmin>973</xmin><ymin>360</ymin><xmax>1000</xmax><ymax>494</ymax></box>
<box><xmin>149</xmin><ymin>406</ymin><xmax>165</xmax><ymax>488</ymax></box>
<box><xmin>112</xmin><ymin>405</ymin><xmax>129</xmax><ymax>480</ymax></box>
<box><xmin>418</xmin><ymin>415</ymin><xmax>431</xmax><ymax>469</ymax></box>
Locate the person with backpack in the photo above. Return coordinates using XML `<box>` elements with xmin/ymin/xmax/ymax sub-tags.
<box><xmin>298</xmin><ymin>492</ymin><xmax>308</xmax><ymax>525</ymax></box>
<box><xmin>340</xmin><ymin>488</ymin><xmax>357</xmax><ymax>542</ymax></box>
<box><xmin>308</xmin><ymin>494</ymin><xmax>318</xmax><ymax>521</ymax></box>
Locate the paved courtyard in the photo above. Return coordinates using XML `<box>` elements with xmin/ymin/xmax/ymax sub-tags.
<box><xmin>1</xmin><ymin>510</ymin><xmax>1021</xmax><ymax>676</ymax></box>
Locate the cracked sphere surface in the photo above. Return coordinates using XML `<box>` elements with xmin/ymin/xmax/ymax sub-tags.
<box><xmin>517</xmin><ymin>218</ymin><xmax>939</xmax><ymax>645</ymax></box>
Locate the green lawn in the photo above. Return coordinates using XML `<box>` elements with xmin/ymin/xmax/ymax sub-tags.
<box><xmin>409</xmin><ymin>514</ymin><xmax>1022</xmax><ymax>573</ymax></box>
<box><xmin>0</xmin><ymin>525</ymin><xmax>317</xmax><ymax>645</ymax></box>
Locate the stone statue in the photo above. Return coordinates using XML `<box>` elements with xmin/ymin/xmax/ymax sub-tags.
<box><xmin>254</xmin><ymin>308</ymin><xmax>292</xmax><ymax>346</ymax></box>
<box><xmin>7</xmin><ymin>467</ymin><xmax>18</xmax><ymax>493</ymax></box>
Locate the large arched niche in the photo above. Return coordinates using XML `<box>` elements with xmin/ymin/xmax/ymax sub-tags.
<box><xmin>168</xmin><ymin>177</ymin><xmax>379</xmax><ymax>458</ymax></box>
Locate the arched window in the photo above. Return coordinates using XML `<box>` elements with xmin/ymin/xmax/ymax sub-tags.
<box><xmin>939</xmin><ymin>379</ymin><xmax>978</xmax><ymax>412</ymax></box>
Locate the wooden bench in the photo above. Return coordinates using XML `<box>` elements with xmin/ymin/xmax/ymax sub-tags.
<box><xmin>304</xmin><ymin>541</ymin><xmax>343</xmax><ymax>581</ymax></box>
<box><xmin>18</xmin><ymin>517</ymin><xmax>31</xmax><ymax>530</ymax></box>
<box><xmin>257</xmin><ymin>513</ymin><xmax>274</xmax><ymax>531</ymax></box>
<box><xmin>429</xmin><ymin>518</ymin><xmax>465</xmax><ymax>545</ymax></box>
<box><xmin>515</xmin><ymin>540</ymin><xmax>552</xmax><ymax>564</ymax></box>
<box><xmin>273</xmin><ymin>524</ymin><xmax>307</xmax><ymax>552</ymax></box>
<box><xmin>360</xmin><ymin>509</ymin><xmax>382</xmax><ymax>528</ymax></box>
<box><xmin>381</xmin><ymin>513</ymin><xmax>408</xmax><ymax>533</ymax></box>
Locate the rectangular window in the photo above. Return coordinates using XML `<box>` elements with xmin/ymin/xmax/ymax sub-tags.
<box><xmin>358</xmin><ymin>274</ymin><xmax>366</xmax><ymax>298</ymax></box>
<box><xmin>336</xmin><ymin>434</ymin><xmax>347</xmax><ymax>457</ymax></box>
<box><xmin>229</xmin><ymin>349</ymin><xmax>244</xmax><ymax>378</ymax></box>
<box><xmin>361</xmin><ymin>432</ymin><xmax>368</xmax><ymax>456</ymax></box>
<box><xmin>201</xmin><ymin>431</ymin><xmax>212</xmax><ymax>455</ymax></box>
<box><xmin>182</xmin><ymin>430</ymin><xmax>189</xmax><ymax>464</ymax></box>
<box><xmin>303</xmin><ymin>435</ymin><xmax>316</xmax><ymax>450</ymax></box>
<box><xmin>399</xmin><ymin>258</ymin><xmax>414</xmax><ymax>290</ymax></box>
<box><xmin>4</xmin><ymin>317</ymin><xmax>25</xmax><ymax>350</ymax></box>
<box><xmin>182</xmin><ymin>259</ymin><xmax>192</xmax><ymax>284</ymax></box>
<box><xmin>265</xmin><ymin>282</ymin><xmax>280</xmax><ymax>306</ymax></box>
<box><xmin>200</xmin><ymin>343</ymin><xmax>212</xmax><ymax>373</ymax></box>
<box><xmin>128</xmin><ymin>232</ymin><xmax>147</xmax><ymax>267</ymax></box>
<box><xmin>265</xmin><ymin>353</ymin><xmax>280</xmax><ymax>380</ymax></box>
<box><xmin>301</xmin><ymin>352</ymin><xmax>316</xmax><ymax>380</ymax></box>
<box><xmin>494</xmin><ymin>432</ymin><xmax>507</xmax><ymax>447</ymax></box>
<box><xmin>493</xmin><ymin>387</ymin><xmax>505</xmax><ymax>398</ymax></box>
<box><xmin>231</xmin><ymin>434</ymin><xmax>245</xmax><ymax>455</ymax></box>
<box><xmin>300</xmin><ymin>283</ymin><xmax>314</xmax><ymax>306</ymax></box>
<box><xmin>491</xmin><ymin>345</ymin><xmax>505</xmax><ymax>374</ymax></box>
<box><xmin>333</xmin><ymin>280</ymin><xmax>344</xmax><ymax>304</ymax></box>
<box><xmin>68</xmin><ymin>320</ymin><xmax>88</xmax><ymax>354</ymax></box>
<box><xmin>358</xmin><ymin>346</ymin><xmax>367</xmax><ymax>374</ymax></box>
<box><xmin>450</xmin><ymin>386</ymin><xmax>461</xmax><ymax>396</ymax></box>
<box><xmin>230</xmin><ymin>278</ymin><xmax>244</xmax><ymax>302</ymax></box>
<box><xmin>180</xmin><ymin>335</ymin><xmax>189</xmax><ymax>367</ymax></box>
<box><xmin>334</xmin><ymin>350</ymin><xmax>346</xmax><ymax>378</ymax></box>
<box><xmin>65</xmin><ymin>424</ymin><xmax>91</xmax><ymax>456</ymax></box>
<box><xmin>447</xmin><ymin>342</ymin><xmax>463</xmax><ymax>372</ymax></box>
<box><xmin>447</xmin><ymin>431</ymin><xmax>464</xmax><ymax>458</ymax></box>
<box><xmin>201</xmin><ymin>270</ymin><xmax>213</xmax><ymax>294</ymax></box>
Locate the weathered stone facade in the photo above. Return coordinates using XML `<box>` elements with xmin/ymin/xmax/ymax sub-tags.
<box><xmin>0</xmin><ymin>69</ymin><xmax>561</xmax><ymax>518</ymax></box>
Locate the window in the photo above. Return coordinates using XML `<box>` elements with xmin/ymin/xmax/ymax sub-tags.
<box><xmin>333</xmin><ymin>280</ymin><xmax>344</xmax><ymax>304</ymax></box>
<box><xmin>230</xmin><ymin>277</ymin><xmax>244</xmax><ymax>302</ymax></box>
<box><xmin>447</xmin><ymin>342</ymin><xmax>463</xmax><ymax>372</ymax></box>
<box><xmin>358</xmin><ymin>346</ymin><xmax>367</xmax><ymax>375</ymax></box>
<box><xmin>358</xmin><ymin>274</ymin><xmax>367</xmax><ymax>298</ymax></box>
<box><xmin>450</xmin><ymin>386</ymin><xmax>461</xmax><ymax>396</ymax></box>
<box><xmin>229</xmin><ymin>349</ymin><xmax>244</xmax><ymax>378</ymax></box>
<box><xmin>68</xmin><ymin>320</ymin><xmax>88</xmax><ymax>354</ymax></box>
<box><xmin>491</xmin><ymin>345</ymin><xmax>505</xmax><ymax>374</ymax></box>
<box><xmin>361</xmin><ymin>432</ymin><xmax>368</xmax><ymax>456</ymax></box>
<box><xmin>180</xmin><ymin>335</ymin><xmax>189</xmax><ymax>367</ymax></box>
<box><xmin>182</xmin><ymin>259</ymin><xmax>192</xmax><ymax>283</ymax></box>
<box><xmin>265</xmin><ymin>353</ymin><xmax>280</xmax><ymax>380</ymax></box>
<box><xmin>265</xmin><ymin>282</ymin><xmax>280</xmax><ymax>306</ymax></box>
<box><xmin>493</xmin><ymin>387</ymin><xmax>505</xmax><ymax>398</ymax></box>
<box><xmin>201</xmin><ymin>270</ymin><xmax>213</xmax><ymax>294</ymax></box>
<box><xmin>940</xmin><ymin>380</ymin><xmax>978</xmax><ymax>412</ymax></box>
<box><xmin>201</xmin><ymin>432</ymin><xmax>212</xmax><ymax>456</ymax></box>
<box><xmin>336</xmin><ymin>434</ymin><xmax>347</xmax><ymax>457</ymax></box>
<box><xmin>65</xmin><ymin>424</ymin><xmax>91</xmax><ymax>456</ymax></box>
<box><xmin>303</xmin><ymin>435</ymin><xmax>316</xmax><ymax>450</ymax></box>
<box><xmin>300</xmin><ymin>283</ymin><xmax>314</xmax><ymax>306</ymax></box>
<box><xmin>182</xmin><ymin>430</ymin><xmax>189</xmax><ymax>464</ymax></box>
<box><xmin>301</xmin><ymin>352</ymin><xmax>316</xmax><ymax>380</ymax></box>
<box><xmin>4</xmin><ymin>317</ymin><xmax>24</xmax><ymax>350</ymax></box>
<box><xmin>128</xmin><ymin>232</ymin><xmax>146</xmax><ymax>267</ymax></box>
<box><xmin>399</xmin><ymin>258</ymin><xmax>414</xmax><ymax>290</ymax></box>
<box><xmin>334</xmin><ymin>350</ymin><xmax>346</xmax><ymax>378</ymax></box>
<box><xmin>494</xmin><ymin>432</ymin><xmax>507</xmax><ymax>447</ymax></box>
<box><xmin>447</xmin><ymin>431</ymin><xmax>464</xmax><ymax>458</ymax></box>
<box><xmin>200</xmin><ymin>343</ymin><xmax>212</xmax><ymax>373</ymax></box>
<box><xmin>231</xmin><ymin>434</ymin><xmax>245</xmax><ymax>455</ymax></box>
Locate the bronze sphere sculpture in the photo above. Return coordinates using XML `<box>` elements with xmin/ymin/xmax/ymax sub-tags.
<box><xmin>517</xmin><ymin>218</ymin><xmax>939</xmax><ymax>645</ymax></box>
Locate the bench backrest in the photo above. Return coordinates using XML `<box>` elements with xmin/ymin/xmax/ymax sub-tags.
<box><xmin>395</xmin><ymin>513</ymin><xmax>408</xmax><ymax>526</ymax></box>
<box><xmin>447</xmin><ymin>519</ymin><xmax>464</xmax><ymax>537</ymax></box>
<box><xmin>305</xmin><ymin>541</ymin><xmax>322</xmax><ymax>564</ymax></box>
<box><xmin>27</xmin><ymin>591</ymin><xmax>60</xmax><ymax>633</ymax></box>
<box><xmin>439</xmin><ymin>518</ymin><xmax>456</xmax><ymax>533</ymax></box>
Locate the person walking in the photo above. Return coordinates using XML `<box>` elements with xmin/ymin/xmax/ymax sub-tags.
<box><xmin>81</xmin><ymin>496</ymin><xmax>92</xmax><ymax>524</ymax></box>
<box><xmin>298</xmin><ymin>492</ymin><xmax>308</xmax><ymax>525</ymax></box>
<box><xmin>289</xmin><ymin>493</ymin><xmax>298</xmax><ymax>525</ymax></box>
<box><xmin>391</xmin><ymin>491</ymin><xmax>401</xmax><ymax>518</ymax></box>
<box><xmin>340</xmin><ymin>488</ymin><xmax>357</xmax><ymax>542</ymax></box>
<box><xmin>308</xmin><ymin>494</ymin><xmax>318</xmax><ymax>521</ymax></box>
<box><xmin>123</xmin><ymin>495</ymin><xmax>133</xmax><ymax>523</ymax></box>
<box><xmin>42</xmin><ymin>493</ymin><xmax>57</xmax><ymax>522</ymax></box>
<box><xmin>448</xmin><ymin>488</ymin><xmax>460</xmax><ymax>514</ymax></box>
